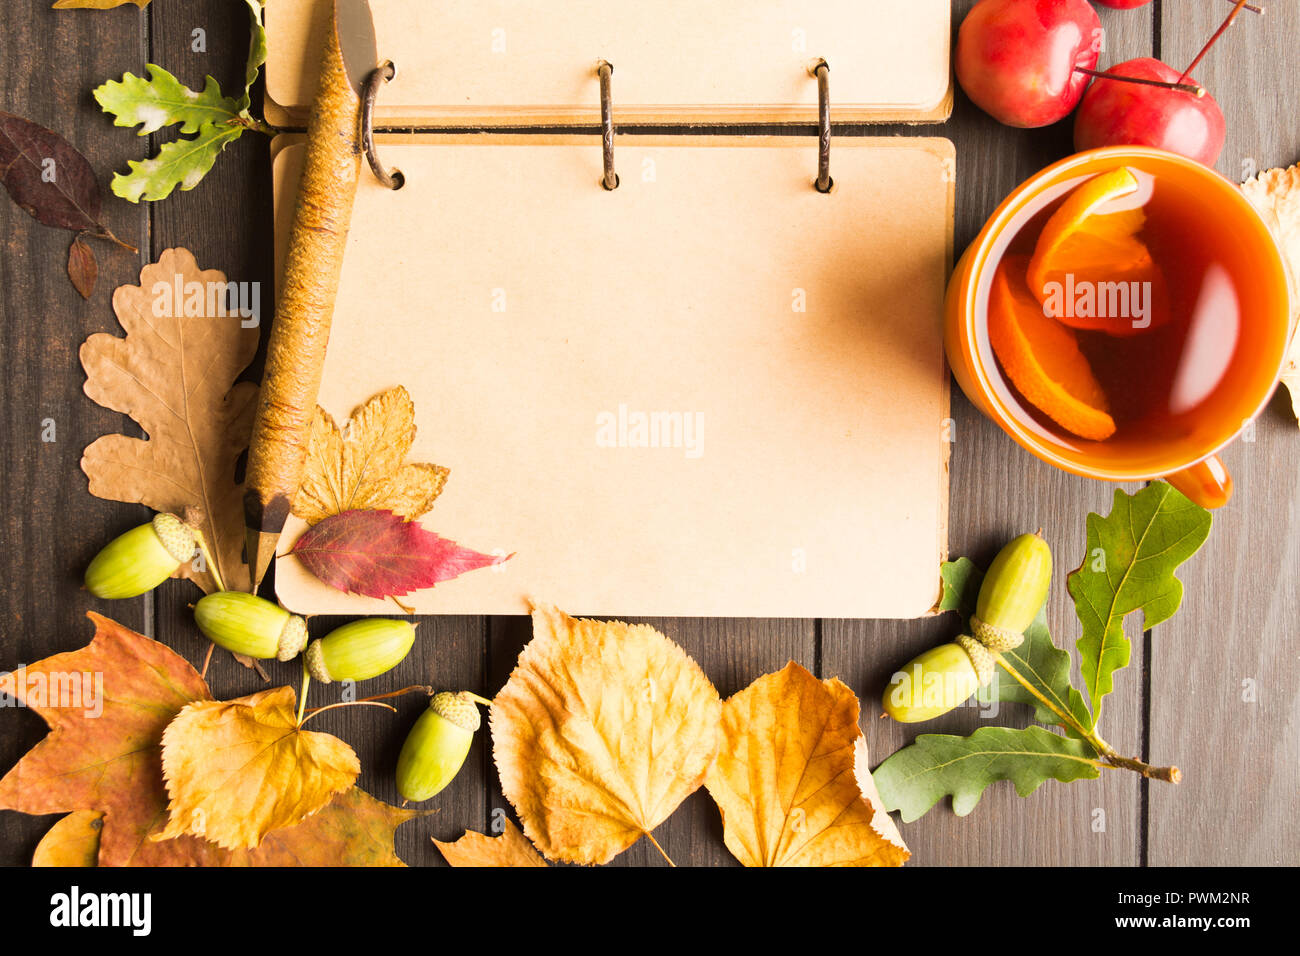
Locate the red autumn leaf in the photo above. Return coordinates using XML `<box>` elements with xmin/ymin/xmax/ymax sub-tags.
<box><xmin>289</xmin><ymin>509</ymin><xmax>509</xmax><ymax>599</ymax></box>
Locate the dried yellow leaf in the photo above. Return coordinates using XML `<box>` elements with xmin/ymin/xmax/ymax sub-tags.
<box><xmin>491</xmin><ymin>604</ymin><xmax>721</xmax><ymax>865</ymax></box>
<box><xmin>1241</xmin><ymin>163</ymin><xmax>1300</xmax><ymax>424</ymax></box>
<box><xmin>156</xmin><ymin>686</ymin><xmax>360</xmax><ymax>850</ymax></box>
<box><xmin>293</xmin><ymin>386</ymin><xmax>449</xmax><ymax>524</ymax></box>
<box><xmin>704</xmin><ymin>662</ymin><xmax>909</xmax><ymax>867</ymax></box>
<box><xmin>433</xmin><ymin>820</ymin><xmax>548</xmax><ymax>867</ymax></box>
<box><xmin>33</xmin><ymin>811</ymin><xmax>103</xmax><ymax>867</ymax></box>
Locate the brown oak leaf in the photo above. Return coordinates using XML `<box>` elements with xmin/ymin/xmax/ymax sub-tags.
<box><xmin>704</xmin><ymin>661</ymin><xmax>909</xmax><ymax>867</ymax></box>
<box><xmin>491</xmin><ymin>604</ymin><xmax>721</xmax><ymax>865</ymax></box>
<box><xmin>1241</xmin><ymin>163</ymin><xmax>1300</xmax><ymax>424</ymax></box>
<box><xmin>157</xmin><ymin>685</ymin><xmax>360</xmax><ymax>850</ymax></box>
<box><xmin>0</xmin><ymin>613</ymin><xmax>414</xmax><ymax>866</ymax></box>
<box><xmin>433</xmin><ymin>820</ymin><xmax>548</xmax><ymax>867</ymax></box>
<box><xmin>80</xmin><ymin>248</ymin><xmax>259</xmax><ymax>592</ymax></box>
<box><xmin>294</xmin><ymin>386</ymin><xmax>449</xmax><ymax>525</ymax></box>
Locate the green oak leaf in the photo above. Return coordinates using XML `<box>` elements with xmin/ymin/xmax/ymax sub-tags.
<box><xmin>873</xmin><ymin>725</ymin><xmax>1101</xmax><ymax>823</ymax></box>
<box><xmin>111</xmin><ymin>122</ymin><xmax>243</xmax><ymax>203</ymax></box>
<box><xmin>938</xmin><ymin>558</ymin><xmax>1091</xmax><ymax>734</ymax></box>
<box><xmin>935</xmin><ymin>556</ymin><xmax>980</xmax><ymax>616</ymax></box>
<box><xmin>240</xmin><ymin>0</ymin><xmax>268</xmax><ymax>114</ymax></box>
<box><xmin>1068</xmin><ymin>482</ymin><xmax>1211</xmax><ymax>725</ymax></box>
<box><xmin>94</xmin><ymin>65</ymin><xmax>239</xmax><ymax>136</ymax></box>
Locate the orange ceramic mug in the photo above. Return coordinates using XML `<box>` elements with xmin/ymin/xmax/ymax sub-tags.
<box><xmin>945</xmin><ymin>146</ymin><xmax>1293</xmax><ymax>508</ymax></box>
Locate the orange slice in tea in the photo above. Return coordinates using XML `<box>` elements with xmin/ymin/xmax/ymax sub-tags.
<box><xmin>988</xmin><ymin>256</ymin><xmax>1117</xmax><ymax>442</ymax></box>
<box><xmin>1026</xmin><ymin>168</ymin><xmax>1168</xmax><ymax>337</ymax></box>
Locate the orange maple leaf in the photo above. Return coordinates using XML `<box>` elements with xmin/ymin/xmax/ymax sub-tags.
<box><xmin>0</xmin><ymin>613</ymin><xmax>417</xmax><ymax>866</ymax></box>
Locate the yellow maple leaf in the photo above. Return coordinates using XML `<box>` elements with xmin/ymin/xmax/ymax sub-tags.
<box><xmin>1241</xmin><ymin>163</ymin><xmax>1300</xmax><ymax>424</ymax></box>
<box><xmin>156</xmin><ymin>686</ymin><xmax>360</xmax><ymax>850</ymax></box>
<box><xmin>491</xmin><ymin>604</ymin><xmax>721</xmax><ymax>865</ymax></box>
<box><xmin>433</xmin><ymin>820</ymin><xmax>548</xmax><ymax>867</ymax></box>
<box><xmin>293</xmin><ymin>386</ymin><xmax>449</xmax><ymax>524</ymax></box>
<box><xmin>704</xmin><ymin>662</ymin><xmax>909</xmax><ymax>867</ymax></box>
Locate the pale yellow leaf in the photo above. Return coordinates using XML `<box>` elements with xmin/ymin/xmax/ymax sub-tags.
<box><xmin>1241</xmin><ymin>163</ymin><xmax>1300</xmax><ymax>423</ymax></box>
<box><xmin>490</xmin><ymin>604</ymin><xmax>721</xmax><ymax>865</ymax></box>
<box><xmin>433</xmin><ymin>820</ymin><xmax>548</xmax><ymax>867</ymax></box>
<box><xmin>704</xmin><ymin>662</ymin><xmax>909</xmax><ymax>867</ymax></box>
<box><xmin>293</xmin><ymin>386</ymin><xmax>448</xmax><ymax>524</ymax></box>
<box><xmin>156</xmin><ymin>686</ymin><xmax>360</xmax><ymax>850</ymax></box>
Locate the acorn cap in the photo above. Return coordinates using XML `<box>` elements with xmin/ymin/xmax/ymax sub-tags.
<box><xmin>151</xmin><ymin>513</ymin><xmax>197</xmax><ymax>564</ymax></box>
<box><xmin>278</xmin><ymin>615</ymin><xmax>309</xmax><ymax>662</ymax></box>
<box><xmin>430</xmin><ymin>691</ymin><xmax>481</xmax><ymax>732</ymax></box>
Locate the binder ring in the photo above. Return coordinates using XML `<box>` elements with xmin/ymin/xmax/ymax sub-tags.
<box><xmin>361</xmin><ymin>60</ymin><xmax>404</xmax><ymax>190</ymax></box>
<box><xmin>597</xmin><ymin>60</ymin><xmax>618</xmax><ymax>190</ymax></box>
<box><xmin>811</xmin><ymin>59</ymin><xmax>832</xmax><ymax>193</ymax></box>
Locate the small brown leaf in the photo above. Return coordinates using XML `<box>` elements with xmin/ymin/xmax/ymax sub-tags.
<box><xmin>434</xmin><ymin>821</ymin><xmax>548</xmax><ymax>867</ymax></box>
<box><xmin>491</xmin><ymin>604</ymin><xmax>722</xmax><ymax>865</ymax></box>
<box><xmin>80</xmin><ymin>248</ymin><xmax>259</xmax><ymax>593</ymax></box>
<box><xmin>157</xmin><ymin>686</ymin><xmax>360</xmax><ymax>850</ymax></box>
<box><xmin>67</xmin><ymin>236</ymin><xmax>97</xmax><ymax>299</ymax></box>
<box><xmin>33</xmin><ymin>811</ymin><xmax>103</xmax><ymax>867</ymax></box>
<box><xmin>294</xmin><ymin>386</ymin><xmax>449</xmax><ymax>524</ymax></box>
<box><xmin>704</xmin><ymin>662</ymin><xmax>909</xmax><ymax>867</ymax></box>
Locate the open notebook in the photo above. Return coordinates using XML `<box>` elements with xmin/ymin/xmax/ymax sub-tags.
<box><xmin>271</xmin><ymin>134</ymin><xmax>954</xmax><ymax>617</ymax></box>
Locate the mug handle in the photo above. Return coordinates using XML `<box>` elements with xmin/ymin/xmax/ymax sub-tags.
<box><xmin>1164</xmin><ymin>455</ymin><xmax>1233</xmax><ymax>509</ymax></box>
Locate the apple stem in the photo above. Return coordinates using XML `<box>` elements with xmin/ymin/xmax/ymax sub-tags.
<box><xmin>1073</xmin><ymin>66</ymin><xmax>1204</xmax><ymax>97</ymax></box>
<box><xmin>1222</xmin><ymin>0</ymin><xmax>1263</xmax><ymax>14</ymax></box>
<box><xmin>1179</xmin><ymin>0</ymin><xmax>1254</xmax><ymax>85</ymax></box>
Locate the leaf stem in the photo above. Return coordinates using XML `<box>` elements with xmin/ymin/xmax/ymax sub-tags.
<box><xmin>992</xmin><ymin>653</ymin><xmax>1180</xmax><ymax>783</ymax></box>
<box><xmin>644</xmin><ymin>830</ymin><xmax>675</xmax><ymax>867</ymax></box>
<box><xmin>302</xmin><ymin>685</ymin><xmax>431</xmax><ymax>713</ymax></box>
<box><xmin>466</xmin><ymin>692</ymin><xmax>494</xmax><ymax>708</ymax></box>
<box><xmin>298</xmin><ymin>700</ymin><xmax>398</xmax><ymax>727</ymax></box>
<box><xmin>296</xmin><ymin>669</ymin><xmax>311</xmax><ymax>727</ymax></box>
<box><xmin>188</xmin><ymin>522</ymin><xmax>226</xmax><ymax>594</ymax></box>
<box><xmin>230</xmin><ymin>114</ymin><xmax>280</xmax><ymax>137</ymax></box>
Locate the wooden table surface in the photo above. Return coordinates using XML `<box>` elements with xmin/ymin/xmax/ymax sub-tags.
<box><xmin>2</xmin><ymin>0</ymin><xmax>1296</xmax><ymax>867</ymax></box>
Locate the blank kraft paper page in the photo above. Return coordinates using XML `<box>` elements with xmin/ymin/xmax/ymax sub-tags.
<box><xmin>272</xmin><ymin>135</ymin><xmax>953</xmax><ymax>618</ymax></box>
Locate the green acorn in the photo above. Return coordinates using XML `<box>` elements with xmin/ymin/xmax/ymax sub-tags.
<box><xmin>883</xmin><ymin>531</ymin><xmax>1053</xmax><ymax>723</ymax></box>
<box><xmin>395</xmin><ymin>691</ymin><xmax>482</xmax><ymax>803</ymax></box>
<box><xmin>84</xmin><ymin>513</ymin><xmax>196</xmax><ymax>599</ymax></box>
<box><xmin>972</xmin><ymin>531</ymin><xmax>1052</xmax><ymax>651</ymax></box>
<box><xmin>193</xmin><ymin>591</ymin><xmax>308</xmax><ymax>661</ymax></box>
<box><xmin>304</xmin><ymin>619</ymin><xmax>416</xmax><ymax>683</ymax></box>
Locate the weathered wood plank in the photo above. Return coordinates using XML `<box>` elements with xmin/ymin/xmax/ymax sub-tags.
<box><xmin>0</xmin><ymin>0</ymin><xmax>151</xmax><ymax>866</ymax></box>
<box><xmin>1149</xmin><ymin>0</ymin><xmax>1300</xmax><ymax>866</ymax></box>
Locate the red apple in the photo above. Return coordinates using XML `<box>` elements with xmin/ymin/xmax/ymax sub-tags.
<box><xmin>956</xmin><ymin>0</ymin><xmax>1102</xmax><ymax>128</ymax></box>
<box><xmin>1074</xmin><ymin>58</ymin><xmax>1226</xmax><ymax>166</ymax></box>
<box><xmin>1093</xmin><ymin>0</ymin><xmax>1153</xmax><ymax>8</ymax></box>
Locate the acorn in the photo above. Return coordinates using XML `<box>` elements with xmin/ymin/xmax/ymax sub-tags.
<box><xmin>395</xmin><ymin>691</ymin><xmax>482</xmax><ymax>803</ymax></box>
<box><xmin>883</xmin><ymin>531</ymin><xmax>1053</xmax><ymax>722</ymax></box>
<box><xmin>883</xmin><ymin>640</ymin><xmax>987</xmax><ymax>723</ymax></box>
<box><xmin>304</xmin><ymin>619</ymin><xmax>416</xmax><ymax>683</ymax></box>
<box><xmin>84</xmin><ymin>513</ymin><xmax>196</xmax><ymax>599</ymax></box>
<box><xmin>193</xmin><ymin>591</ymin><xmax>308</xmax><ymax>661</ymax></box>
<box><xmin>972</xmin><ymin>531</ymin><xmax>1052</xmax><ymax>651</ymax></box>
